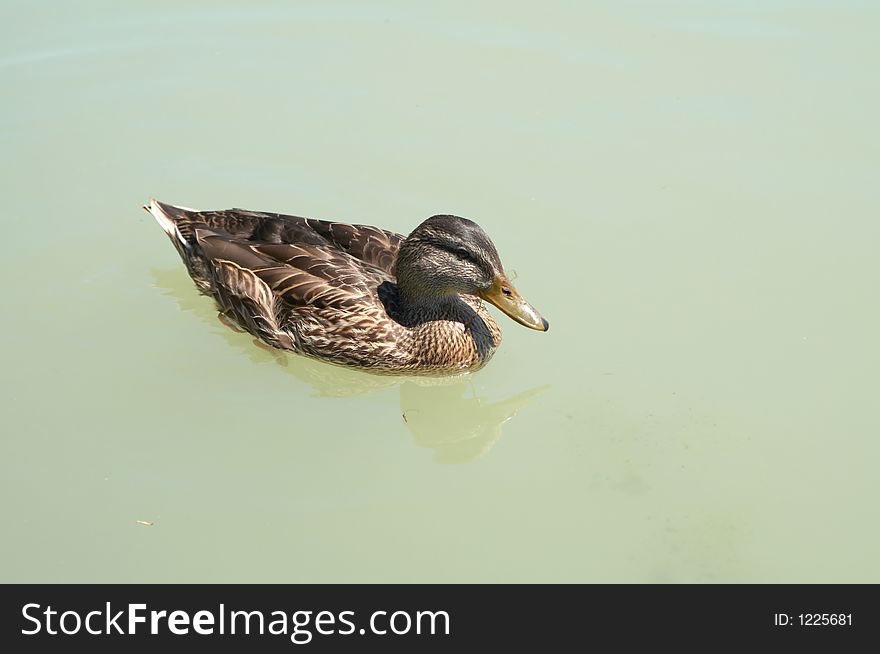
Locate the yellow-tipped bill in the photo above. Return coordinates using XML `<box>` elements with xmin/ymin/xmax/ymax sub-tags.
<box><xmin>479</xmin><ymin>275</ymin><xmax>549</xmax><ymax>331</ymax></box>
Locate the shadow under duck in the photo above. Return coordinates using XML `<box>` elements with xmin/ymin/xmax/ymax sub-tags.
<box><xmin>145</xmin><ymin>200</ymin><xmax>548</xmax><ymax>375</ymax></box>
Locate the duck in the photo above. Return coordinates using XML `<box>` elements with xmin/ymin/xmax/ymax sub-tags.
<box><xmin>144</xmin><ymin>199</ymin><xmax>548</xmax><ymax>375</ymax></box>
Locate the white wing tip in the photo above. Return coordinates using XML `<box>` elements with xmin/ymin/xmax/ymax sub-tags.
<box><xmin>144</xmin><ymin>198</ymin><xmax>188</xmax><ymax>248</ymax></box>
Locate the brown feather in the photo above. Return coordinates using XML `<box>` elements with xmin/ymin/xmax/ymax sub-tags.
<box><xmin>147</xmin><ymin>201</ymin><xmax>503</xmax><ymax>375</ymax></box>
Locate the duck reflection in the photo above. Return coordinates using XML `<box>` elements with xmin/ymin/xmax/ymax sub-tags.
<box><xmin>151</xmin><ymin>267</ymin><xmax>547</xmax><ymax>462</ymax></box>
<box><xmin>400</xmin><ymin>382</ymin><xmax>547</xmax><ymax>463</ymax></box>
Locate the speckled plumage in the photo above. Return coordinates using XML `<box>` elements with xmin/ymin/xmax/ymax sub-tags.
<box><xmin>146</xmin><ymin>200</ymin><xmax>526</xmax><ymax>375</ymax></box>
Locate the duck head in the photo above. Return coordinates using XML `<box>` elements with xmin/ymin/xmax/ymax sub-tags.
<box><xmin>395</xmin><ymin>215</ymin><xmax>548</xmax><ymax>331</ymax></box>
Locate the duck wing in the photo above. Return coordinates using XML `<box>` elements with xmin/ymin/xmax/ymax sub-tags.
<box><xmin>149</xmin><ymin>200</ymin><xmax>403</xmax><ymax>275</ymax></box>
<box><xmin>194</xmin><ymin>228</ymin><xmax>391</xmax><ymax>313</ymax></box>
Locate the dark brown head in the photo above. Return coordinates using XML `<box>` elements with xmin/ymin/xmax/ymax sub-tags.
<box><xmin>395</xmin><ymin>215</ymin><xmax>548</xmax><ymax>331</ymax></box>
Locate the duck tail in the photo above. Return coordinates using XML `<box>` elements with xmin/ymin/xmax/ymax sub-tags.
<box><xmin>143</xmin><ymin>198</ymin><xmax>192</xmax><ymax>250</ymax></box>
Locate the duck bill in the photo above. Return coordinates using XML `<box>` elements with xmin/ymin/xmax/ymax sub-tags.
<box><xmin>479</xmin><ymin>276</ymin><xmax>549</xmax><ymax>332</ymax></box>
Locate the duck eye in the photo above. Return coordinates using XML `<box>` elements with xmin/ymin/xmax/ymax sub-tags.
<box><xmin>452</xmin><ymin>247</ymin><xmax>471</xmax><ymax>260</ymax></box>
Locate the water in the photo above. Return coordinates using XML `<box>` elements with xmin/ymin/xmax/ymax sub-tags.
<box><xmin>2</xmin><ymin>0</ymin><xmax>878</xmax><ymax>582</ymax></box>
